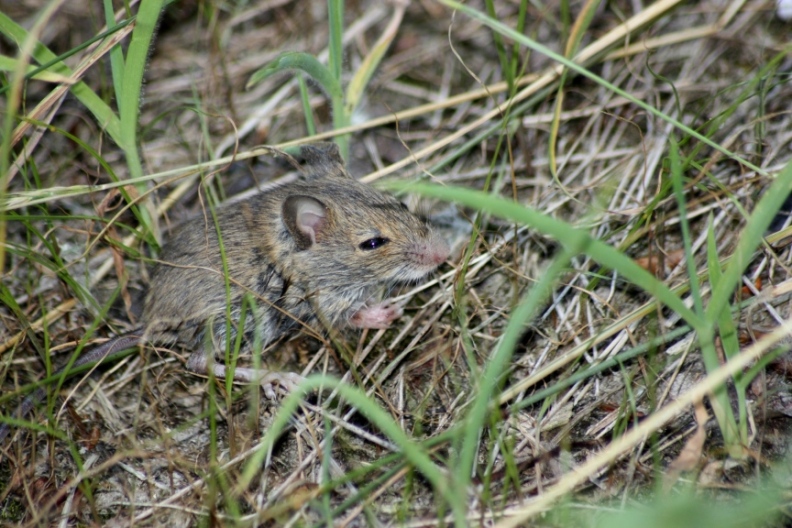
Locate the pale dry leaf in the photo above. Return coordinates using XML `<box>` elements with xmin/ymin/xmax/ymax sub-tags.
<box><xmin>663</xmin><ymin>400</ymin><xmax>709</xmax><ymax>490</ymax></box>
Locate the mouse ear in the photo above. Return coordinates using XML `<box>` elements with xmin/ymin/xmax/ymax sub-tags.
<box><xmin>298</xmin><ymin>143</ymin><xmax>351</xmax><ymax>180</ymax></box>
<box><xmin>282</xmin><ymin>195</ymin><xmax>329</xmax><ymax>250</ymax></box>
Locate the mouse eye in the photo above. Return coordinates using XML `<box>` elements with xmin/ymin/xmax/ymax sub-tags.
<box><xmin>359</xmin><ymin>237</ymin><xmax>390</xmax><ymax>250</ymax></box>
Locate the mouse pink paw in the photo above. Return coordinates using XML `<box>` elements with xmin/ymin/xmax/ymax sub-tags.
<box><xmin>259</xmin><ymin>371</ymin><xmax>305</xmax><ymax>399</ymax></box>
<box><xmin>349</xmin><ymin>301</ymin><xmax>403</xmax><ymax>329</ymax></box>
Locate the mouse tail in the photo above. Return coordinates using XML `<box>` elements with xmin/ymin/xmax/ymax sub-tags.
<box><xmin>0</xmin><ymin>330</ymin><xmax>145</xmax><ymax>446</ymax></box>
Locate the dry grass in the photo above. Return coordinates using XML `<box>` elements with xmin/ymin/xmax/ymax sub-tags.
<box><xmin>1</xmin><ymin>0</ymin><xmax>791</xmax><ymax>526</ymax></box>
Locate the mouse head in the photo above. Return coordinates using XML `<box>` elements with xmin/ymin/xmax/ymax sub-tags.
<box><xmin>280</xmin><ymin>175</ymin><xmax>449</xmax><ymax>291</ymax></box>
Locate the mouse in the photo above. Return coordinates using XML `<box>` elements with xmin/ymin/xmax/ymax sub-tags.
<box><xmin>0</xmin><ymin>142</ymin><xmax>450</xmax><ymax>443</ymax></box>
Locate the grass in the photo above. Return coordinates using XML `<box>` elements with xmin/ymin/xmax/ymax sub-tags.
<box><xmin>1</xmin><ymin>0</ymin><xmax>792</xmax><ymax>526</ymax></box>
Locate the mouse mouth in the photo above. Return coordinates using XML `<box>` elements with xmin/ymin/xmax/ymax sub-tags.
<box><xmin>386</xmin><ymin>262</ymin><xmax>441</xmax><ymax>284</ymax></box>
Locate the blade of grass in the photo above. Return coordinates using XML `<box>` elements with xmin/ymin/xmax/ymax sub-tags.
<box><xmin>298</xmin><ymin>76</ymin><xmax>317</xmax><ymax>136</ymax></box>
<box><xmin>327</xmin><ymin>0</ymin><xmax>343</xmax><ymax>81</ymax></box>
<box><xmin>706</xmin><ymin>219</ymin><xmax>747</xmax><ymax>447</ymax></box>
<box><xmin>117</xmin><ymin>0</ymin><xmax>165</xmax><ymax>242</ymax></box>
<box><xmin>344</xmin><ymin>1</ymin><xmax>405</xmax><ymax>117</ymax></box>
<box><xmin>0</xmin><ymin>56</ymin><xmax>72</xmax><ymax>83</ymax></box>
<box><xmin>671</xmin><ymin>139</ymin><xmax>740</xmax><ymax>451</ymax></box>
<box><xmin>247</xmin><ymin>51</ymin><xmax>342</xmax><ymax>99</ymax></box>
<box><xmin>453</xmin><ymin>246</ymin><xmax>578</xmax><ymax>513</ymax></box>
<box><xmin>484</xmin><ymin>0</ymin><xmax>513</xmax><ymax>90</ymax></box>
<box><xmin>548</xmin><ymin>0</ymin><xmax>599</xmax><ymax>179</ymax></box>
<box><xmin>382</xmin><ymin>181</ymin><xmax>700</xmax><ymax>329</ymax></box>
<box><xmin>327</xmin><ymin>0</ymin><xmax>347</xmax><ymax>157</ymax></box>
<box><xmin>103</xmin><ymin>0</ymin><xmax>126</xmax><ymax>98</ymax></box>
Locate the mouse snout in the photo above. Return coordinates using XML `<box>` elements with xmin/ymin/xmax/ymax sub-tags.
<box><xmin>418</xmin><ymin>235</ymin><xmax>450</xmax><ymax>268</ymax></box>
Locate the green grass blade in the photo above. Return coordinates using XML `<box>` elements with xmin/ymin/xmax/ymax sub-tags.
<box><xmin>345</xmin><ymin>3</ymin><xmax>404</xmax><ymax>118</ymax></box>
<box><xmin>454</xmin><ymin>247</ymin><xmax>577</xmax><ymax>513</ymax></box>
<box><xmin>702</xmin><ymin>216</ymin><xmax>742</xmax><ymax>451</ymax></box>
<box><xmin>298</xmin><ymin>76</ymin><xmax>317</xmax><ymax>136</ymax></box>
<box><xmin>326</xmin><ymin>0</ymin><xmax>346</xmax><ymax>157</ymax></box>
<box><xmin>670</xmin><ymin>138</ymin><xmax>704</xmax><ymax>318</ymax></box>
<box><xmin>0</xmin><ymin>55</ymin><xmax>71</xmax><ymax>82</ymax></box>
<box><xmin>103</xmin><ymin>0</ymin><xmax>126</xmax><ymax>98</ymax></box>
<box><xmin>706</xmin><ymin>223</ymin><xmax>741</xmax><ymax>363</ymax></box>
<box><xmin>247</xmin><ymin>51</ymin><xmax>343</xmax><ymax>101</ymax></box>
<box><xmin>707</xmin><ymin>218</ymin><xmax>748</xmax><ymax>447</ymax></box>
<box><xmin>248</xmin><ymin>51</ymin><xmax>347</xmax><ymax>157</ymax></box>
<box><xmin>383</xmin><ymin>181</ymin><xmax>701</xmax><ymax>330</ymax></box>
<box><xmin>484</xmin><ymin>0</ymin><xmax>512</xmax><ymax>89</ymax></box>
<box><xmin>326</xmin><ymin>0</ymin><xmax>344</xmax><ymax>81</ymax></box>
<box><xmin>118</xmin><ymin>0</ymin><xmax>164</xmax><ymax>216</ymax></box>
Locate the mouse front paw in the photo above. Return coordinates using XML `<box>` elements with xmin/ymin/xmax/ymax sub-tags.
<box><xmin>349</xmin><ymin>301</ymin><xmax>404</xmax><ymax>329</ymax></box>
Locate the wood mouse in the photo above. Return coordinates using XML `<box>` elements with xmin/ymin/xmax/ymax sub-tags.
<box><xmin>0</xmin><ymin>143</ymin><xmax>450</xmax><ymax>443</ymax></box>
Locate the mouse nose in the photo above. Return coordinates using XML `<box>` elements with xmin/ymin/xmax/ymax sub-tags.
<box><xmin>426</xmin><ymin>236</ymin><xmax>450</xmax><ymax>267</ymax></box>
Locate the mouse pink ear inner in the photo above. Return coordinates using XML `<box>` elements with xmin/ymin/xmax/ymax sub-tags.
<box><xmin>283</xmin><ymin>195</ymin><xmax>329</xmax><ymax>250</ymax></box>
